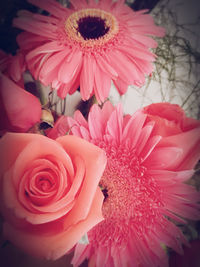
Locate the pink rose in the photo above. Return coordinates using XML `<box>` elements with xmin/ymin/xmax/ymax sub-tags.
<box><xmin>0</xmin><ymin>133</ymin><xmax>106</xmax><ymax>260</ymax></box>
<box><xmin>143</xmin><ymin>102</ymin><xmax>200</xmax><ymax>136</ymax></box>
<box><xmin>142</xmin><ymin>102</ymin><xmax>200</xmax><ymax>170</ymax></box>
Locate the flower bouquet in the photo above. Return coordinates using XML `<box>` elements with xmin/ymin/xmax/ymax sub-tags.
<box><xmin>0</xmin><ymin>0</ymin><xmax>199</xmax><ymax>267</ymax></box>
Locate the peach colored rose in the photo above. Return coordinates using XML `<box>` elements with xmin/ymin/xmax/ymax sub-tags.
<box><xmin>143</xmin><ymin>102</ymin><xmax>200</xmax><ymax>137</ymax></box>
<box><xmin>0</xmin><ymin>133</ymin><xmax>106</xmax><ymax>260</ymax></box>
<box><xmin>142</xmin><ymin>102</ymin><xmax>200</xmax><ymax>170</ymax></box>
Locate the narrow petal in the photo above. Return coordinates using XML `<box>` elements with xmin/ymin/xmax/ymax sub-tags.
<box><xmin>122</xmin><ymin>111</ymin><xmax>146</xmax><ymax>148</ymax></box>
<box><xmin>58</xmin><ymin>49</ymin><xmax>82</xmax><ymax>84</ymax></box>
<box><xmin>80</xmin><ymin>54</ymin><xmax>95</xmax><ymax>100</ymax></box>
<box><xmin>139</xmin><ymin>135</ymin><xmax>162</xmax><ymax>162</ymax></box>
<box><xmin>106</xmin><ymin>104</ymin><xmax>123</xmax><ymax>144</ymax></box>
<box><xmin>94</xmin><ymin>64</ymin><xmax>111</xmax><ymax>103</ymax></box>
<box><xmin>13</xmin><ymin>17</ymin><xmax>57</xmax><ymax>39</ymax></box>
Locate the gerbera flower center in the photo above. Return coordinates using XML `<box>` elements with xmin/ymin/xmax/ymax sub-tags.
<box><xmin>77</xmin><ymin>16</ymin><xmax>109</xmax><ymax>40</ymax></box>
<box><xmin>65</xmin><ymin>8</ymin><xmax>118</xmax><ymax>47</ymax></box>
<box><xmin>89</xmin><ymin>141</ymin><xmax>163</xmax><ymax>247</ymax></box>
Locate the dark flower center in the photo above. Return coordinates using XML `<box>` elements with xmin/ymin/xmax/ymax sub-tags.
<box><xmin>77</xmin><ymin>16</ymin><xmax>109</xmax><ymax>40</ymax></box>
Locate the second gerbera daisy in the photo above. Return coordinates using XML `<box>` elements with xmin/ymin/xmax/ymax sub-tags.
<box><xmin>13</xmin><ymin>0</ymin><xmax>164</xmax><ymax>102</ymax></box>
<box><xmin>48</xmin><ymin>101</ymin><xmax>200</xmax><ymax>267</ymax></box>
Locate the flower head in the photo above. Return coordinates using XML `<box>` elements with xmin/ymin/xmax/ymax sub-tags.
<box><xmin>0</xmin><ymin>133</ymin><xmax>106</xmax><ymax>259</ymax></box>
<box><xmin>51</xmin><ymin>101</ymin><xmax>200</xmax><ymax>267</ymax></box>
<box><xmin>14</xmin><ymin>0</ymin><xmax>164</xmax><ymax>102</ymax></box>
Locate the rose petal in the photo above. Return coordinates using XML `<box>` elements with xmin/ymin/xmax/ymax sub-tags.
<box><xmin>57</xmin><ymin>135</ymin><xmax>107</xmax><ymax>227</ymax></box>
<box><xmin>0</xmin><ymin>73</ymin><xmax>41</xmax><ymax>132</ymax></box>
<box><xmin>3</xmin><ymin>188</ymin><xmax>104</xmax><ymax>260</ymax></box>
<box><xmin>158</xmin><ymin>127</ymin><xmax>200</xmax><ymax>170</ymax></box>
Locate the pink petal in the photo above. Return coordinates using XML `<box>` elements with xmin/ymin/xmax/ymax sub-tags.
<box><xmin>136</xmin><ymin>121</ymin><xmax>155</xmax><ymax>155</ymax></box>
<box><xmin>39</xmin><ymin>49</ymin><xmax>70</xmax><ymax>78</ymax></box>
<box><xmin>74</xmin><ymin>110</ymin><xmax>88</xmax><ymax>129</ymax></box>
<box><xmin>130</xmin><ymin>33</ymin><xmax>158</xmax><ymax>48</ymax></box>
<box><xmin>97</xmin><ymin>55</ymin><xmax>118</xmax><ymax>80</ymax></box>
<box><xmin>159</xmin><ymin>127</ymin><xmax>200</xmax><ymax>170</ymax></box>
<box><xmin>139</xmin><ymin>135</ymin><xmax>162</xmax><ymax>162</ymax></box>
<box><xmin>3</xmin><ymin>188</ymin><xmax>104</xmax><ymax>260</ymax></box>
<box><xmin>27</xmin><ymin>41</ymin><xmax>64</xmax><ymax>62</ymax></box>
<box><xmin>88</xmin><ymin>104</ymin><xmax>105</xmax><ymax>140</ymax></box>
<box><xmin>58</xmin><ymin>49</ymin><xmax>82</xmax><ymax>84</ymax></box>
<box><xmin>107</xmin><ymin>50</ymin><xmax>136</xmax><ymax>84</ymax></box>
<box><xmin>56</xmin><ymin>135</ymin><xmax>107</xmax><ymax>227</ymax></box>
<box><xmin>122</xmin><ymin>111</ymin><xmax>146</xmax><ymax>148</ymax></box>
<box><xmin>0</xmin><ymin>74</ymin><xmax>41</xmax><ymax>132</ymax></box>
<box><xmin>13</xmin><ymin>17</ymin><xmax>57</xmax><ymax>39</ymax></box>
<box><xmin>94</xmin><ymin>64</ymin><xmax>111</xmax><ymax>103</ymax></box>
<box><xmin>113</xmin><ymin>77</ymin><xmax>129</xmax><ymax>95</ymax></box>
<box><xmin>143</xmin><ymin>146</ymin><xmax>183</xmax><ymax>170</ymax></box>
<box><xmin>106</xmin><ymin>104</ymin><xmax>123</xmax><ymax>144</ymax></box>
<box><xmin>80</xmin><ymin>54</ymin><xmax>95</xmax><ymax>100</ymax></box>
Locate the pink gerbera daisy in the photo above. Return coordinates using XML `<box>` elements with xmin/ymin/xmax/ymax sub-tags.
<box><xmin>13</xmin><ymin>0</ymin><xmax>164</xmax><ymax>103</ymax></box>
<box><xmin>50</xmin><ymin>101</ymin><xmax>200</xmax><ymax>267</ymax></box>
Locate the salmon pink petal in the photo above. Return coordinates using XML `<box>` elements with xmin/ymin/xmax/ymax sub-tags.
<box><xmin>136</xmin><ymin>121</ymin><xmax>155</xmax><ymax>155</ymax></box>
<box><xmin>88</xmin><ymin>105</ymin><xmax>104</xmax><ymax>140</ymax></box>
<box><xmin>106</xmin><ymin>104</ymin><xmax>123</xmax><ymax>143</ymax></box>
<box><xmin>144</xmin><ymin>146</ymin><xmax>183</xmax><ymax>169</ymax></box>
<box><xmin>80</xmin><ymin>54</ymin><xmax>95</xmax><ymax>100</ymax></box>
<box><xmin>122</xmin><ymin>111</ymin><xmax>146</xmax><ymax>148</ymax></box>
<box><xmin>47</xmin><ymin>116</ymin><xmax>70</xmax><ymax>140</ymax></box>
<box><xmin>148</xmin><ymin>169</ymin><xmax>195</xmax><ymax>183</ymax></box>
<box><xmin>87</xmin><ymin>102</ymin><xmax>114</xmax><ymax>140</ymax></box>
<box><xmin>97</xmin><ymin>55</ymin><xmax>118</xmax><ymax>80</ymax></box>
<box><xmin>159</xmin><ymin>127</ymin><xmax>200</xmax><ymax>170</ymax></box>
<box><xmin>113</xmin><ymin>78</ymin><xmax>129</xmax><ymax>95</ymax></box>
<box><xmin>3</xmin><ymin>169</ymin><xmax>75</xmax><ymax>224</ymax></box>
<box><xmin>139</xmin><ymin>135</ymin><xmax>162</xmax><ymax>161</ymax></box>
<box><xmin>107</xmin><ymin>50</ymin><xmax>135</xmax><ymax>84</ymax></box>
<box><xmin>13</xmin><ymin>17</ymin><xmax>57</xmax><ymax>39</ymax></box>
<box><xmin>95</xmin><ymin>61</ymin><xmax>111</xmax><ymax>102</ymax></box>
<box><xmin>67</xmin><ymin>117</ymin><xmax>83</xmax><ymax>138</ymax></box>
<box><xmin>27</xmin><ymin>42</ymin><xmax>64</xmax><ymax>62</ymax></box>
<box><xmin>12</xmin><ymin>136</ymin><xmax>74</xmax><ymax>187</ymax></box>
<box><xmin>57</xmin><ymin>135</ymin><xmax>107</xmax><ymax>226</ymax></box>
<box><xmin>3</xmin><ymin>189</ymin><xmax>104</xmax><ymax>260</ymax></box>
<box><xmin>58</xmin><ymin>50</ymin><xmax>82</xmax><ymax>84</ymax></box>
<box><xmin>40</xmin><ymin>49</ymin><xmax>71</xmax><ymax>79</ymax></box>
<box><xmin>74</xmin><ymin>110</ymin><xmax>88</xmax><ymax>129</ymax></box>
<box><xmin>0</xmin><ymin>74</ymin><xmax>41</xmax><ymax>132</ymax></box>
